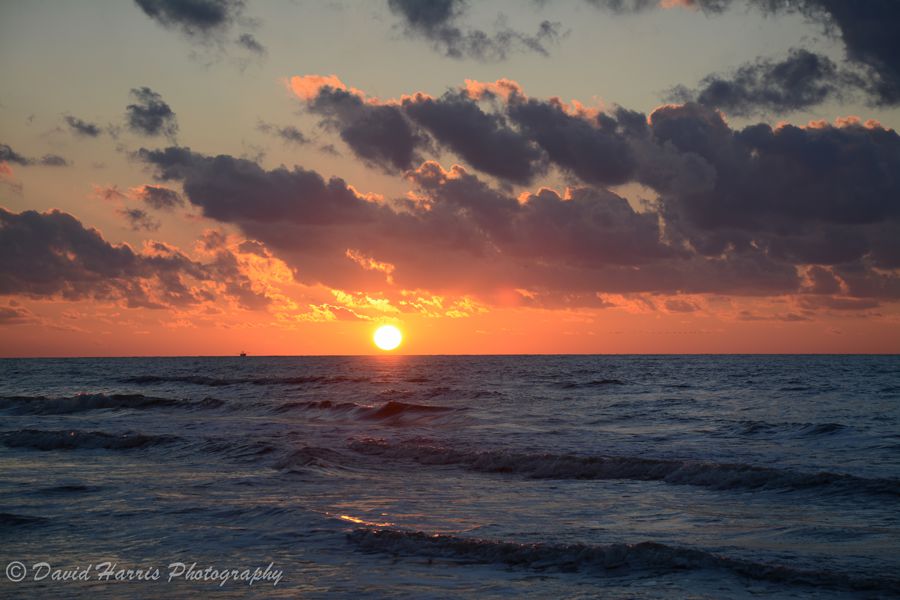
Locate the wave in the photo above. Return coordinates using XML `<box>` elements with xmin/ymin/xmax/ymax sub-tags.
<box><xmin>559</xmin><ymin>378</ymin><xmax>626</xmax><ymax>389</ymax></box>
<box><xmin>274</xmin><ymin>399</ymin><xmax>459</xmax><ymax>425</ymax></box>
<box><xmin>275</xmin><ymin>446</ymin><xmax>353</xmax><ymax>472</ymax></box>
<box><xmin>1</xmin><ymin>429</ymin><xmax>178</xmax><ymax>451</ymax></box>
<box><xmin>121</xmin><ymin>374</ymin><xmax>368</xmax><ymax>386</ymax></box>
<box><xmin>0</xmin><ymin>513</ymin><xmax>50</xmax><ymax>529</ymax></box>
<box><xmin>348</xmin><ymin>438</ymin><xmax>900</xmax><ymax>498</ymax></box>
<box><xmin>196</xmin><ymin>439</ymin><xmax>277</xmax><ymax>462</ymax></box>
<box><xmin>274</xmin><ymin>399</ymin><xmax>366</xmax><ymax>413</ymax></box>
<box><xmin>0</xmin><ymin>393</ymin><xmax>223</xmax><ymax>414</ymax></box>
<box><xmin>347</xmin><ymin>527</ymin><xmax>898</xmax><ymax>592</ymax></box>
<box><xmin>732</xmin><ymin>420</ymin><xmax>848</xmax><ymax>437</ymax></box>
<box><xmin>360</xmin><ymin>401</ymin><xmax>455</xmax><ymax>421</ymax></box>
<box><xmin>33</xmin><ymin>484</ymin><xmax>98</xmax><ymax>495</ymax></box>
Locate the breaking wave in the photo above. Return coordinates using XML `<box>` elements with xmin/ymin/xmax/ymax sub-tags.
<box><xmin>348</xmin><ymin>528</ymin><xmax>898</xmax><ymax>592</ymax></box>
<box><xmin>360</xmin><ymin>401</ymin><xmax>456</xmax><ymax>420</ymax></box>
<box><xmin>349</xmin><ymin>438</ymin><xmax>900</xmax><ymax>497</ymax></box>
<box><xmin>0</xmin><ymin>393</ymin><xmax>223</xmax><ymax>414</ymax></box>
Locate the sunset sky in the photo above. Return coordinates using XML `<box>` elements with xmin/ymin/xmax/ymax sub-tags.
<box><xmin>1</xmin><ymin>0</ymin><xmax>899</xmax><ymax>356</ymax></box>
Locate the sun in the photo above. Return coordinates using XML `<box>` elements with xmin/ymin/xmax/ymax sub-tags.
<box><xmin>373</xmin><ymin>325</ymin><xmax>403</xmax><ymax>351</ymax></box>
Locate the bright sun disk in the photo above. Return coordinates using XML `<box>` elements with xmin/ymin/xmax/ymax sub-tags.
<box><xmin>373</xmin><ymin>325</ymin><xmax>403</xmax><ymax>351</ymax></box>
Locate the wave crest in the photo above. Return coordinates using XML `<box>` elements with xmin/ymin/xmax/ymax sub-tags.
<box><xmin>349</xmin><ymin>438</ymin><xmax>900</xmax><ymax>497</ymax></box>
<box><xmin>348</xmin><ymin>527</ymin><xmax>898</xmax><ymax>592</ymax></box>
<box><xmin>0</xmin><ymin>393</ymin><xmax>222</xmax><ymax>414</ymax></box>
<box><xmin>1</xmin><ymin>429</ymin><xmax>177</xmax><ymax>451</ymax></box>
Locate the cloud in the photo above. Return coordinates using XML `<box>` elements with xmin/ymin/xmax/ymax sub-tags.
<box><xmin>796</xmin><ymin>0</ymin><xmax>900</xmax><ymax>106</ymax></box>
<box><xmin>0</xmin><ymin>143</ymin><xmax>69</xmax><ymax>167</ymax></box>
<box><xmin>133</xmin><ymin>0</ymin><xmax>267</xmax><ymax>62</ymax></box>
<box><xmin>402</xmin><ymin>90</ymin><xmax>547</xmax><ymax>184</ymax></box>
<box><xmin>505</xmin><ymin>97</ymin><xmax>638</xmax><ymax>186</ymax></box>
<box><xmin>386</xmin><ymin>0</ymin><xmax>562</xmax><ymax>61</ymax></box>
<box><xmin>134</xmin><ymin>0</ymin><xmax>244</xmax><ymax>38</ymax></box>
<box><xmin>236</xmin><ymin>32</ymin><xmax>266</xmax><ymax>55</ymax></box>
<box><xmin>132</xmin><ymin>144</ymin><xmax>812</xmax><ymax>303</ymax></box>
<box><xmin>0</xmin><ymin>207</ymin><xmax>276</xmax><ymax>311</ymax></box>
<box><xmin>118</xmin><ymin>207</ymin><xmax>161</xmax><ymax>231</ymax></box>
<box><xmin>589</xmin><ymin>0</ymin><xmax>900</xmax><ymax>111</ymax></box>
<box><xmin>256</xmin><ymin>121</ymin><xmax>309</xmax><ymax>145</ymax></box>
<box><xmin>645</xmin><ymin>104</ymin><xmax>900</xmax><ymax>274</ymax></box>
<box><xmin>126</xmin><ymin>87</ymin><xmax>179</xmax><ymax>139</ymax></box>
<box><xmin>294</xmin><ymin>76</ymin><xmax>635</xmax><ymax>185</ymax></box>
<box><xmin>64</xmin><ymin>116</ymin><xmax>103</xmax><ymax>137</ymax></box>
<box><xmin>669</xmin><ymin>49</ymin><xmax>858</xmax><ymax>116</ymax></box>
<box><xmin>0</xmin><ymin>144</ymin><xmax>31</xmax><ymax>166</ymax></box>
<box><xmin>293</xmin><ymin>76</ymin><xmax>428</xmax><ymax>172</ymax></box>
<box><xmin>255</xmin><ymin>76</ymin><xmax>900</xmax><ymax>305</ymax></box>
<box><xmin>0</xmin><ymin>207</ymin><xmax>201</xmax><ymax>307</ymax></box>
<box><xmin>38</xmin><ymin>154</ymin><xmax>69</xmax><ymax>167</ymax></box>
<box><xmin>0</xmin><ymin>304</ymin><xmax>37</xmax><ymax>326</ymax></box>
<box><xmin>133</xmin><ymin>184</ymin><xmax>185</xmax><ymax>210</ymax></box>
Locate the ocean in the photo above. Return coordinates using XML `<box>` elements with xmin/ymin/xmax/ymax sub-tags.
<box><xmin>1</xmin><ymin>355</ymin><xmax>898</xmax><ymax>598</ymax></box>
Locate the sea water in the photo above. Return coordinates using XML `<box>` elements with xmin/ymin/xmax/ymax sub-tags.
<box><xmin>1</xmin><ymin>355</ymin><xmax>898</xmax><ymax>598</ymax></box>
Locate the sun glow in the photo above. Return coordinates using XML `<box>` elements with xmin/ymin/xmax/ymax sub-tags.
<box><xmin>373</xmin><ymin>325</ymin><xmax>403</xmax><ymax>351</ymax></box>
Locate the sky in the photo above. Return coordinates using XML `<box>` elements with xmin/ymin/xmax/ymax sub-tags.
<box><xmin>1</xmin><ymin>0</ymin><xmax>899</xmax><ymax>356</ymax></box>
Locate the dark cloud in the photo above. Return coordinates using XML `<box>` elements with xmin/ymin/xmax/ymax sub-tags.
<box><xmin>589</xmin><ymin>0</ymin><xmax>900</xmax><ymax>110</ymax></box>
<box><xmin>137</xmin><ymin>146</ymin><xmax>380</xmax><ymax>226</ymax></box>
<box><xmin>0</xmin><ymin>207</ymin><xmax>272</xmax><ymax>310</ymax></box>
<box><xmin>0</xmin><ymin>207</ymin><xmax>201</xmax><ymax>307</ymax></box>
<box><xmin>305</xmin><ymin>86</ymin><xmax>428</xmax><ymax>172</ymax></box>
<box><xmin>236</xmin><ymin>32</ymin><xmax>265</xmax><ymax>55</ymax></box>
<box><xmin>118</xmin><ymin>208</ymin><xmax>161</xmax><ymax>231</ymax></box>
<box><xmin>257</xmin><ymin>121</ymin><xmax>309</xmax><ymax>145</ymax></box>
<box><xmin>402</xmin><ymin>91</ymin><xmax>547</xmax><ymax>184</ymax></box>
<box><xmin>387</xmin><ymin>0</ymin><xmax>562</xmax><ymax>61</ymax></box>
<box><xmin>291</xmin><ymin>78</ymin><xmax>900</xmax><ymax>302</ymax></box>
<box><xmin>131</xmin><ymin>144</ymin><xmax>830</xmax><ymax>302</ymax></box>
<box><xmin>135</xmin><ymin>185</ymin><xmax>185</xmax><ymax>210</ymax></box>
<box><xmin>124</xmin><ymin>47</ymin><xmax>900</xmax><ymax>307</ymax></box>
<box><xmin>0</xmin><ymin>144</ymin><xmax>31</xmax><ymax>166</ymax></box>
<box><xmin>1</xmin><ymin>143</ymin><xmax>69</xmax><ymax>167</ymax></box>
<box><xmin>792</xmin><ymin>0</ymin><xmax>900</xmax><ymax>106</ymax></box>
<box><xmin>126</xmin><ymin>87</ymin><xmax>179</xmax><ymax>139</ymax></box>
<box><xmin>38</xmin><ymin>154</ymin><xmax>69</xmax><ymax>167</ymax></box>
<box><xmin>645</xmin><ymin>104</ymin><xmax>900</xmax><ymax>272</ymax></box>
<box><xmin>506</xmin><ymin>98</ymin><xmax>636</xmax><ymax>186</ymax></box>
<box><xmin>133</xmin><ymin>0</ymin><xmax>268</xmax><ymax>63</ymax></box>
<box><xmin>298</xmin><ymin>79</ymin><xmax>634</xmax><ymax>185</ymax></box>
<box><xmin>137</xmin><ymin>145</ymin><xmax>688</xmax><ymax>294</ymax></box>
<box><xmin>670</xmin><ymin>49</ymin><xmax>857</xmax><ymax>116</ymax></box>
<box><xmin>134</xmin><ymin>0</ymin><xmax>244</xmax><ymax>38</ymax></box>
<box><xmin>64</xmin><ymin>116</ymin><xmax>103</xmax><ymax>137</ymax></box>
<box><xmin>405</xmin><ymin>162</ymin><xmax>675</xmax><ymax>267</ymax></box>
<box><xmin>0</xmin><ymin>305</ymin><xmax>36</xmax><ymax>326</ymax></box>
